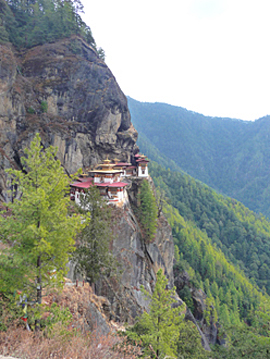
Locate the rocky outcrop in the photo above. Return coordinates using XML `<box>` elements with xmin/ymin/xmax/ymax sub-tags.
<box><xmin>95</xmin><ymin>181</ymin><xmax>177</xmax><ymax>322</ymax></box>
<box><xmin>0</xmin><ymin>36</ymin><xmax>138</xmax><ymax>201</ymax></box>
<box><xmin>174</xmin><ymin>270</ymin><xmax>219</xmax><ymax>348</ymax></box>
<box><xmin>66</xmin><ymin>176</ymin><xmax>177</xmax><ymax>323</ymax></box>
<box><xmin>66</xmin><ymin>177</ymin><xmax>178</xmax><ymax>323</ymax></box>
<box><xmin>45</xmin><ymin>280</ymin><xmax>112</xmax><ymax>336</ymax></box>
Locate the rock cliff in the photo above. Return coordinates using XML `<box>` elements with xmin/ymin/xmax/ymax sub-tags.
<box><xmin>0</xmin><ymin>36</ymin><xmax>213</xmax><ymax>350</ymax></box>
<box><xmin>68</xmin><ymin>177</ymin><xmax>177</xmax><ymax>323</ymax></box>
<box><xmin>0</xmin><ymin>34</ymin><xmax>176</xmax><ymax>318</ymax></box>
<box><xmin>0</xmin><ymin>34</ymin><xmax>176</xmax><ymax>321</ymax></box>
<box><xmin>0</xmin><ymin>36</ymin><xmax>138</xmax><ymax>201</ymax></box>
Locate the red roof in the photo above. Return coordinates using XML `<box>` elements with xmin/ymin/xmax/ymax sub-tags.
<box><xmin>134</xmin><ymin>154</ymin><xmax>141</xmax><ymax>158</ymax></box>
<box><xmin>97</xmin><ymin>182</ymin><xmax>128</xmax><ymax>188</ymax></box>
<box><xmin>70</xmin><ymin>181</ymin><xmax>94</xmax><ymax>189</ymax></box>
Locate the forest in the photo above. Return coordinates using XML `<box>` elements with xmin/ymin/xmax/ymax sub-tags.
<box><xmin>150</xmin><ymin>162</ymin><xmax>270</xmax><ymax>295</ymax></box>
<box><xmin>128</xmin><ymin>97</ymin><xmax>270</xmax><ymax>218</ymax></box>
<box><xmin>0</xmin><ymin>0</ymin><xmax>104</xmax><ymax>57</ymax></box>
<box><xmin>149</xmin><ymin>161</ymin><xmax>270</xmax><ymax>357</ymax></box>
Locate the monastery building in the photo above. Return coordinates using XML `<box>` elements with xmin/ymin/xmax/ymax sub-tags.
<box><xmin>70</xmin><ymin>153</ymin><xmax>149</xmax><ymax>206</ymax></box>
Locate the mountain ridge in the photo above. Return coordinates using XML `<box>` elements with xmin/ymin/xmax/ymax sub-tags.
<box><xmin>128</xmin><ymin>96</ymin><xmax>270</xmax><ymax>217</ymax></box>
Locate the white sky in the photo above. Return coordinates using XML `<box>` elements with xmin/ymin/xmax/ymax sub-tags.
<box><xmin>81</xmin><ymin>0</ymin><xmax>270</xmax><ymax>121</ymax></box>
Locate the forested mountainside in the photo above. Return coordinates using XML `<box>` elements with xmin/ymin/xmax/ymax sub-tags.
<box><xmin>150</xmin><ymin>161</ymin><xmax>270</xmax><ymax>295</ymax></box>
<box><xmin>128</xmin><ymin>97</ymin><xmax>270</xmax><ymax>218</ymax></box>
<box><xmin>1</xmin><ymin>1</ymin><xmax>270</xmax><ymax>357</ymax></box>
<box><xmin>149</xmin><ymin>161</ymin><xmax>270</xmax><ymax>357</ymax></box>
<box><xmin>0</xmin><ymin>0</ymin><xmax>104</xmax><ymax>57</ymax></box>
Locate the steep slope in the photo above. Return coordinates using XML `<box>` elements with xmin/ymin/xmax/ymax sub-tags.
<box><xmin>149</xmin><ymin>161</ymin><xmax>270</xmax><ymax>355</ymax></box>
<box><xmin>150</xmin><ymin>161</ymin><xmax>270</xmax><ymax>295</ymax></box>
<box><xmin>128</xmin><ymin>97</ymin><xmax>270</xmax><ymax>217</ymax></box>
<box><xmin>0</xmin><ymin>34</ymin><xmax>181</xmax><ymax>335</ymax></box>
<box><xmin>0</xmin><ymin>37</ymin><xmax>138</xmax><ymax>202</ymax></box>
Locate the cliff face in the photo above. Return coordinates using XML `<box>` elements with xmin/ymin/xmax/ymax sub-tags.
<box><xmin>96</xmin><ymin>179</ymin><xmax>176</xmax><ymax>322</ymax></box>
<box><xmin>0</xmin><ymin>36</ymin><xmax>213</xmax><ymax>350</ymax></box>
<box><xmin>0</xmin><ymin>35</ymin><xmax>175</xmax><ymax>318</ymax></box>
<box><xmin>0</xmin><ymin>36</ymin><xmax>138</xmax><ymax>201</ymax></box>
<box><xmin>67</xmin><ymin>177</ymin><xmax>177</xmax><ymax>323</ymax></box>
<box><xmin>0</xmin><ymin>35</ymin><xmax>175</xmax><ymax>317</ymax></box>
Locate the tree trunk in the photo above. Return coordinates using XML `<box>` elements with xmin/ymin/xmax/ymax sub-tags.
<box><xmin>35</xmin><ymin>255</ymin><xmax>42</xmax><ymax>331</ymax></box>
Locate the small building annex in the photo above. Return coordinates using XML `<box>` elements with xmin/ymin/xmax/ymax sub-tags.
<box><xmin>70</xmin><ymin>154</ymin><xmax>149</xmax><ymax>206</ymax></box>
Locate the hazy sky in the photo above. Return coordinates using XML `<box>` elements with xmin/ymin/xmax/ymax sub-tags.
<box><xmin>81</xmin><ymin>0</ymin><xmax>270</xmax><ymax>121</ymax></box>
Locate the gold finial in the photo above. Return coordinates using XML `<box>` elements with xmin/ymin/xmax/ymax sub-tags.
<box><xmin>103</xmin><ymin>157</ymin><xmax>111</xmax><ymax>164</ymax></box>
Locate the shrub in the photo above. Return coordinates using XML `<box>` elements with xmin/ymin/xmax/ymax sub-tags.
<box><xmin>40</xmin><ymin>101</ymin><xmax>48</xmax><ymax>113</ymax></box>
<box><xmin>27</xmin><ymin>107</ymin><xmax>35</xmax><ymax>114</ymax></box>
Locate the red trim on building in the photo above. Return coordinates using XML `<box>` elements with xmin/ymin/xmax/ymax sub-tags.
<box><xmin>70</xmin><ymin>181</ymin><xmax>94</xmax><ymax>189</ymax></box>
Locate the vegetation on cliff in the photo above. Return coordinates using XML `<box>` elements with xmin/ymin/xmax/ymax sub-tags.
<box><xmin>148</xmin><ymin>161</ymin><xmax>270</xmax><ymax>357</ymax></box>
<box><xmin>0</xmin><ymin>0</ymin><xmax>104</xmax><ymax>57</ymax></box>
<box><xmin>126</xmin><ymin>269</ymin><xmax>208</xmax><ymax>359</ymax></box>
<box><xmin>0</xmin><ymin>134</ymin><xmax>82</xmax><ymax>328</ymax></box>
<box><xmin>72</xmin><ymin>186</ymin><xmax>118</xmax><ymax>284</ymax></box>
<box><xmin>137</xmin><ymin>179</ymin><xmax>158</xmax><ymax>242</ymax></box>
<box><xmin>150</xmin><ymin>162</ymin><xmax>270</xmax><ymax>296</ymax></box>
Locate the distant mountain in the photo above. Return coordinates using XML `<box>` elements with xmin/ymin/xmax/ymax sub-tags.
<box><xmin>128</xmin><ymin>97</ymin><xmax>270</xmax><ymax>217</ymax></box>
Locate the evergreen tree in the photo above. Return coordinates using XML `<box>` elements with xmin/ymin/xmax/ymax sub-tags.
<box><xmin>72</xmin><ymin>186</ymin><xmax>117</xmax><ymax>284</ymax></box>
<box><xmin>126</xmin><ymin>269</ymin><xmax>184</xmax><ymax>358</ymax></box>
<box><xmin>0</xmin><ymin>134</ymin><xmax>82</xmax><ymax>327</ymax></box>
<box><xmin>138</xmin><ymin>179</ymin><xmax>158</xmax><ymax>242</ymax></box>
<box><xmin>1</xmin><ymin>0</ymin><xmax>100</xmax><ymax>52</ymax></box>
<box><xmin>177</xmin><ymin>321</ymin><xmax>209</xmax><ymax>359</ymax></box>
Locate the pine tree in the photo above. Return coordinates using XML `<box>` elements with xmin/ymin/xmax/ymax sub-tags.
<box><xmin>177</xmin><ymin>321</ymin><xmax>209</xmax><ymax>359</ymax></box>
<box><xmin>138</xmin><ymin>179</ymin><xmax>158</xmax><ymax>242</ymax></box>
<box><xmin>72</xmin><ymin>186</ymin><xmax>117</xmax><ymax>283</ymax></box>
<box><xmin>126</xmin><ymin>269</ymin><xmax>184</xmax><ymax>358</ymax></box>
<box><xmin>0</xmin><ymin>134</ymin><xmax>82</xmax><ymax>328</ymax></box>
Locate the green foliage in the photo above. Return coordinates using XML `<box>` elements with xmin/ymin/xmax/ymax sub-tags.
<box><xmin>126</xmin><ymin>269</ymin><xmax>208</xmax><ymax>358</ymax></box>
<box><xmin>138</xmin><ymin>179</ymin><xmax>158</xmax><ymax>242</ymax></box>
<box><xmin>43</xmin><ymin>303</ymin><xmax>73</xmax><ymax>339</ymax></box>
<box><xmin>97</xmin><ymin>47</ymin><xmax>105</xmax><ymax>61</ymax></box>
<box><xmin>146</xmin><ymin>161</ymin><xmax>270</xmax><ymax>356</ymax></box>
<box><xmin>72</xmin><ymin>186</ymin><xmax>117</xmax><ymax>283</ymax></box>
<box><xmin>128</xmin><ymin>97</ymin><xmax>270</xmax><ymax>218</ymax></box>
<box><xmin>212</xmin><ymin>324</ymin><xmax>270</xmax><ymax>359</ymax></box>
<box><xmin>27</xmin><ymin>106</ymin><xmax>35</xmax><ymax>114</ymax></box>
<box><xmin>0</xmin><ymin>293</ymin><xmax>23</xmax><ymax>331</ymax></box>
<box><xmin>0</xmin><ymin>0</ymin><xmax>15</xmax><ymax>44</ymax></box>
<box><xmin>0</xmin><ymin>133</ymin><xmax>82</xmax><ymax>323</ymax></box>
<box><xmin>40</xmin><ymin>100</ymin><xmax>48</xmax><ymax>113</ymax></box>
<box><xmin>177</xmin><ymin>321</ymin><xmax>209</xmax><ymax>359</ymax></box>
<box><xmin>178</xmin><ymin>286</ymin><xmax>194</xmax><ymax>313</ymax></box>
<box><xmin>126</xmin><ymin>269</ymin><xmax>185</xmax><ymax>358</ymax></box>
<box><xmin>1</xmin><ymin>0</ymin><xmax>105</xmax><ymax>55</ymax></box>
<box><xmin>149</xmin><ymin>161</ymin><xmax>270</xmax><ymax>296</ymax></box>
